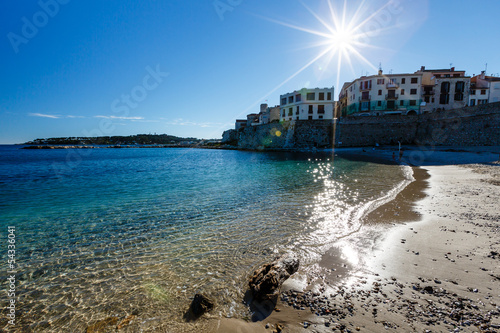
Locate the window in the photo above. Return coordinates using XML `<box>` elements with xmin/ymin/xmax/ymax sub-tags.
<box><xmin>455</xmin><ymin>81</ymin><xmax>465</xmax><ymax>101</ymax></box>
<box><xmin>470</xmin><ymin>99</ymin><xmax>476</xmax><ymax>106</ymax></box>
<box><xmin>377</xmin><ymin>79</ymin><xmax>385</xmax><ymax>85</ymax></box>
<box><xmin>401</xmin><ymin>78</ymin><xmax>406</xmax><ymax>84</ymax></box>
<box><xmin>478</xmin><ymin>99</ymin><xmax>487</xmax><ymax>105</ymax></box>
<box><xmin>409</xmin><ymin>100</ymin><xmax>417</xmax><ymax>106</ymax></box>
<box><xmin>288</xmin><ymin>108</ymin><xmax>293</xmax><ymax>116</ymax></box>
<box><xmin>481</xmin><ymin>90</ymin><xmax>486</xmax><ymax>95</ymax></box>
<box><xmin>389</xmin><ymin>78</ymin><xmax>397</xmax><ymax>85</ymax></box>
<box><xmin>318</xmin><ymin>105</ymin><xmax>325</xmax><ymax>114</ymax></box>
<box><xmin>410</xmin><ymin>89</ymin><xmax>417</xmax><ymax>95</ymax></box>
<box><xmin>281</xmin><ymin>98</ymin><xmax>286</xmax><ymax>105</ymax></box>
<box><xmin>440</xmin><ymin>82</ymin><xmax>451</xmax><ymax>104</ymax></box>
<box><xmin>387</xmin><ymin>100</ymin><xmax>395</xmax><ymax>109</ymax></box>
<box><xmin>401</xmin><ymin>89</ymin><xmax>405</xmax><ymax>95</ymax></box>
<box><xmin>425</xmin><ymin>96</ymin><xmax>430</xmax><ymax>103</ymax></box>
<box><xmin>308</xmin><ymin>105</ymin><xmax>313</xmax><ymax>114</ymax></box>
<box><xmin>453</xmin><ymin>74</ymin><xmax>460</xmax><ymax>78</ymax></box>
<box><xmin>308</xmin><ymin>116</ymin><xmax>313</xmax><ymax>120</ymax></box>
<box><xmin>411</xmin><ymin>77</ymin><xmax>418</xmax><ymax>84</ymax></box>
<box><xmin>296</xmin><ymin>106</ymin><xmax>299</xmax><ymax>115</ymax></box>
<box><xmin>361</xmin><ymin>80</ymin><xmax>372</xmax><ymax>90</ymax></box>
<box><xmin>471</xmin><ymin>90</ymin><xmax>476</xmax><ymax>95</ymax></box>
<box><xmin>441</xmin><ymin>82</ymin><xmax>450</xmax><ymax>93</ymax></box>
<box><xmin>307</xmin><ymin>92</ymin><xmax>315</xmax><ymax>100</ymax></box>
<box><xmin>377</xmin><ymin>101</ymin><xmax>382</xmax><ymax>107</ymax></box>
<box><xmin>327</xmin><ymin>92</ymin><xmax>332</xmax><ymax>100</ymax></box>
<box><xmin>378</xmin><ymin>90</ymin><xmax>382</xmax><ymax>95</ymax></box>
<box><xmin>319</xmin><ymin>92</ymin><xmax>325</xmax><ymax>100</ymax></box>
<box><xmin>400</xmin><ymin>100</ymin><xmax>404</xmax><ymax>106</ymax></box>
<box><xmin>282</xmin><ymin>109</ymin><xmax>285</xmax><ymax>117</ymax></box>
<box><xmin>319</xmin><ymin>115</ymin><xmax>323</xmax><ymax>119</ymax></box>
<box><xmin>288</xmin><ymin>96</ymin><xmax>294</xmax><ymax>104</ymax></box>
<box><xmin>296</xmin><ymin>94</ymin><xmax>302</xmax><ymax>102</ymax></box>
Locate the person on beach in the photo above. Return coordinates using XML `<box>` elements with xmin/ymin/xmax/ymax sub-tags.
<box><xmin>392</xmin><ymin>152</ymin><xmax>396</xmax><ymax>161</ymax></box>
<box><xmin>399</xmin><ymin>149</ymin><xmax>403</xmax><ymax>161</ymax></box>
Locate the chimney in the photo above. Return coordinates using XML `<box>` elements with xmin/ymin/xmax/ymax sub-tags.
<box><xmin>378</xmin><ymin>69</ymin><xmax>383</xmax><ymax>75</ymax></box>
<box><xmin>451</xmin><ymin>67</ymin><xmax>455</xmax><ymax>72</ymax></box>
<box><xmin>480</xmin><ymin>71</ymin><xmax>486</xmax><ymax>79</ymax></box>
<box><xmin>420</xmin><ymin>66</ymin><xmax>425</xmax><ymax>71</ymax></box>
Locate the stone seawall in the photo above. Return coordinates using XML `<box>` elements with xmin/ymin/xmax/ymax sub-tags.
<box><xmin>222</xmin><ymin>102</ymin><xmax>500</xmax><ymax>149</ymax></box>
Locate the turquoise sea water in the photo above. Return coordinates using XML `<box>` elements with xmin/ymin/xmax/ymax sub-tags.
<box><xmin>0</xmin><ymin>146</ymin><xmax>410</xmax><ymax>331</ymax></box>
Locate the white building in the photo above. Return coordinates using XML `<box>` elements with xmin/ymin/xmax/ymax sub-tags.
<box><xmin>469</xmin><ymin>71</ymin><xmax>500</xmax><ymax>106</ymax></box>
<box><xmin>280</xmin><ymin>87</ymin><xmax>335</xmax><ymax>121</ymax></box>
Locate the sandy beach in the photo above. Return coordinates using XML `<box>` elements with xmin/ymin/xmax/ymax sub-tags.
<box><xmin>205</xmin><ymin>147</ymin><xmax>500</xmax><ymax>333</ymax></box>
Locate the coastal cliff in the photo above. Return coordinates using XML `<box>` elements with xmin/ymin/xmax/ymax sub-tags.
<box><xmin>223</xmin><ymin>102</ymin><xmax>500</xmax><ymax>149</ymax></box>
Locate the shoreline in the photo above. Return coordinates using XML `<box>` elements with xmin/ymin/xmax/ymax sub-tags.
<box><xmin>211</xmin><ymin>151</ymin><xmax>499</xmax><ymax>332</ymax></box>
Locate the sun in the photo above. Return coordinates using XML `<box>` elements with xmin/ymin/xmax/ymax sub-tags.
<box><xmin>257</xmin><ymin>0</ymin><xmax>394</xmax><ymax>90</ymax></box>
<box><xmin>330</xmin><ymin>28</ymin><xmax>355</xmax><ymax>51</ymax></box>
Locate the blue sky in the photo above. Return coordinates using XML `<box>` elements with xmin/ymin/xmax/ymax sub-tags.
<box><xmin>1</xmin><ymin>0</ymin><xmax>499</xmax><ymax>143</ymax></box>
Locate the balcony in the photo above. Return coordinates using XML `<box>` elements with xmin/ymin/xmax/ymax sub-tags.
<box><xmin>359</xmin><ymin>86</ymin><xmax>372</xmax><ymax>91</ymax></box>
<box><xmin>386</xmin><ymin>82</ymin><xmax>399</xmax><ymax>89</ymax></box>
<box><xmin>358</xmin><ymin>96</ymin><xmax>371</xmax><ymax>102</ymax></box>
<box><xmin>423</xmin><ymin>90</ymin><xmax>435</xmax><ymax>95</ymax></box>
<box><xmin>385</xmin><ymin>93</ymin><xmax>399</xmax><ymax>100</ymax></box>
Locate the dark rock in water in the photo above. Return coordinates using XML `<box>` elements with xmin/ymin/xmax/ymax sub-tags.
<box><xmin>249</xmin><ymin>254</ymin><xmax>299</xmax><ymax>302</ymax></box>
<box><xmin>184</xmin><ymin>294</ymin><xmax>215</xmax><ymax>321</ymax></box>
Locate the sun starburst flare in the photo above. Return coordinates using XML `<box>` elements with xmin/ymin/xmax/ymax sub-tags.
<box><xmin>257</xmin><ymin>0</ymin><xmax>402</xmax><ymax>90</ymax></box>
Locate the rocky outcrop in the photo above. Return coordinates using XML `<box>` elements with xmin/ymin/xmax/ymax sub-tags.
<box><xmin>248</xmin><ymin>254</ymin><xmax>299</xmax><ymax>302</ymax></box>
<box><xmin>184</xmin><ymin>293</ymin><xmax>215</xmax><ymax>321</ymax></box>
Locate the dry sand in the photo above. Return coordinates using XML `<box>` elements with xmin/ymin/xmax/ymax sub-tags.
<box><xmin>207</xmin><ymin>148</ymin><xmax>500</xmax><ymax>333</ymax></box>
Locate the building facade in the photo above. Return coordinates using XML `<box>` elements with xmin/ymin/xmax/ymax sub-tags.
<box><xmin>235</xmin><ymin>119</ymin><xmax>247</xmax><ymax>130</ymax></box>
<box><xmin>338</xmin><ymin>67</ymin><xmax>471</xmax><ymax>116</ymax></box>
<box><xmin>418</xmin><ymin>66</ymin><xmax>470</xmax><ymax>113</ymax></box>
<box><xmin>469</xmin><ymin>71</ymin><xmax>500</xmax><ymax>106</ymax></box>
<box><xmin>280</xmin><ymin>87</ymin><xmax>335</xmax><ymax>121</ymax></box>
<box><xmin>246</xmin><ymin>113</ymin><xmax>260</xmax><ymax>126</ymax></box>
<box><xmin>339</xmin><ymin>69</ymin><xmax>424</xmax><ymax>116</ymax></box>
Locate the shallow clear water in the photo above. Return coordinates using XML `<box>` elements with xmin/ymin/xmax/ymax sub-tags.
<box><xmin>0</xmin><ymin>146</ymin><xmax>409</xmax><ymax>331</ymax></box>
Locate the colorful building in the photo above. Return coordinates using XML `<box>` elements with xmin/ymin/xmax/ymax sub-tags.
<box><xmin>338</xmin><ymin>69</ymin><xmax>424</xmax><ymax>116</ymax></box>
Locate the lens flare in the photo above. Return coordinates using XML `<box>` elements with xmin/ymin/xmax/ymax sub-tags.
<box><xmin>257</xmin><ymin>0</ymin><xmax>402</xmax><ymax>90</ymax></box>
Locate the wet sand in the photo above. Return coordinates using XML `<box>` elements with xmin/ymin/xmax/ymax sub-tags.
<box><xmin>210</xmin><ymin>148</ymin><xmax>500</xmax><ymax>332</ymax></box>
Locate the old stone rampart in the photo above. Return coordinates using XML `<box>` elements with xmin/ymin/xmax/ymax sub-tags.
<box><xmin>222</xmin><ymin>102</ymin><xmax>500</xmax><ymax>148</ymax></box>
